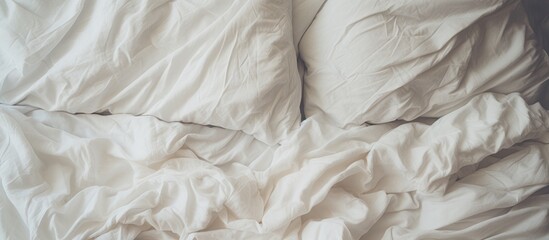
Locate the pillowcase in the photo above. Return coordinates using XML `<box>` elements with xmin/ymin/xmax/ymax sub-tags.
<box><xmin>0</xmin><ymin>0</ymin><xmax>301</xmax><ymax>145</ymax></box>
<box><xmin>292</xmin><ymin>0</ymin><xmax>326</xmax><ymax>49</ymax></box>
<box><xmin>300</xmin><ymin>0</ymin><xmax>549</xmax><ymax>127</ymax></box>
<box><xmin>291</xmin><ymin>0</ymin><xmax>326</xmax><ymax>120</ymax></box>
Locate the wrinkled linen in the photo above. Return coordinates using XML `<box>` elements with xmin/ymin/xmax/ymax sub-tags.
<box><xmin>292</xmin><ymin>0</ymin><xmax>325</xmax><ymax>49</ymax></box>
<box><xmin>2</xmin><ymin>92</ymin><xmax>549</xmax><ymax>239</ymax></box>
<box><xmin>300</xmin><ymin>0</ymin><xmax>549</xmax><ymax>127</ymax></box>
<box><xmin>0</xmin><ymin>0</ymin><xmax>301</xmax><ymax>144</ymax></box>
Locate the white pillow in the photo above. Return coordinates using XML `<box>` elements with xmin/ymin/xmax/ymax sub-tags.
<box><xmin>0</xmin><ymin>0</ymin><xmax>301</xmax><ymax>144</ymax></box>
<box><xmin>292</xmin><ymin>0</ymin><xmax>326</xmax><ymax>49</ymax></box>
<box><xmin>300</xmin><ymin>0</ymin><xmax>549</xmax><ymax>127</ymax></box>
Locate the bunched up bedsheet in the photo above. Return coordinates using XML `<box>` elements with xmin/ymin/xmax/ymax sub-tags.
<box><xmin>2</xmin><ymin>93</ymin><xmax>549</xmax><ymax>239</ymax></box>
<box><xmin>1</xmin><ymin>0</ymin><xmax>549</xmax><ymax>239</ymax></box>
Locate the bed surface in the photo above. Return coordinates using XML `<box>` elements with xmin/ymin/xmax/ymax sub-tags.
<box><xmin>1</xmin><ymin>1</ymin><xmax>549</xmax><ymax>239</ymax></box>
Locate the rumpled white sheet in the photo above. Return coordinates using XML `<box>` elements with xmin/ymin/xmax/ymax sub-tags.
<box><xmin>0</xmin><ymin>0</ymin><xmax>302</xmax><ymax>145</ymax></box>
<box><xmin>300</xmin><ymin>0</ymin><xmax>549</xmax><ymax>127</ymax></box>
<box><xmin>1</xmin><ymin>92</ymin><xmax>548</xmax><ymax>239</ymax></box>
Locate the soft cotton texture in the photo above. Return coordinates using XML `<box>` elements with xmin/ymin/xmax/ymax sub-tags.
<box><xmin>0</xmin><ymin>0</ymin><xmax>301</xmax><ymax>144</ymax></box>
<box><xmin>300</xmin><ymin>0</ymin><xmax>549</xmax><ymax>127</ymax></box>
<box><xmin>292</xmin><ymin>0</ymin><xmax>325</xmax><ymax>49</ymax></box>
<box><xmin>2</xmin><ymin>0</ymin><xmax>549</xmax><ymax>239</ymax></box>
<box><xmin>2</xmin><ymin>93</ymin><xmax>549</xmax><ymax>239</ymax></box>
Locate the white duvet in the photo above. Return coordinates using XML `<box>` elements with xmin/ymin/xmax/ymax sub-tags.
<box><xmin>2</xmin><ymin>0</ymin><xmax>549</xmax><ymax>239</ymax></box>
<box><xmin>2</xmin><ymin>93</ymin><xmax>549</xmax><ymax>239</ymax></box>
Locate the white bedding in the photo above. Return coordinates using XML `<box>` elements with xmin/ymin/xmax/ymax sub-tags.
<box><xmin>2</xmin><ymin>93</ymin><xmax>549</xmax><ymax>239</ymax></box>
<box><xmin>1</xmin><ymin>0</ymin><xmax>549</xmax><ymax>239</ymax></box>
<box><xmin>300</xmin><ymin>1</ymin><xmax>549</xmax><ymax>127</ymax></box>
<box><xmin>0</xmin><ymin>0</ymin><xmax>301</xmax><ymax>144</ymax></box>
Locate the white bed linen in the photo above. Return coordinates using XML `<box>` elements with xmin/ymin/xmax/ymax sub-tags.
<box><xmin>0</xmin><ymin>0</ymin><xmax>301</xmax><ymax>145</ymax></box>
<box><xmin>0</xmin><ymin>104</ymin><xmax>275</xmax><ymax>239</ymax></box>
<box><xmin>300</xmin><ymin>0</ymin><xmax>549</xmax><ymax>127</ymax></box>
<box><xmin>1</xmin><ymin>92</ymin><xmax>548</xmax><ymax>239</ymax></box>
<box><xmin>292</xmin><ymin>0</ymin><xmax>325</xmax><ymax>49</ymax></box>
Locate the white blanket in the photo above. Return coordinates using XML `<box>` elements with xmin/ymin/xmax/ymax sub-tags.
<box><xmin>2</xmin><ymin>93</ymin><xmax>548</xmax><ymax>239</ymax></box>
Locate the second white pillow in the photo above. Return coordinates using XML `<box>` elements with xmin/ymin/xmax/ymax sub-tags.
<box><xmin>300</xmin><ymin>0</ymin><xmax>549</xmax><ymax>127</ymax></box>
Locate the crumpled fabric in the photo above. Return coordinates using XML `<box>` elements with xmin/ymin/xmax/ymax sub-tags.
<box><xmin>0</xmin><ymin>0</ymin><xmax>302</xmax><ymax>144</ymax></box>
<box><xmin>300</xmin><ymin>0</ymin><xmax>549</xmax><ymax>127</ymax></box>
<box><xmin>1</xmin><ymin>93</ymin><xmax>549</xmax><ymax>239</ymax></box>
